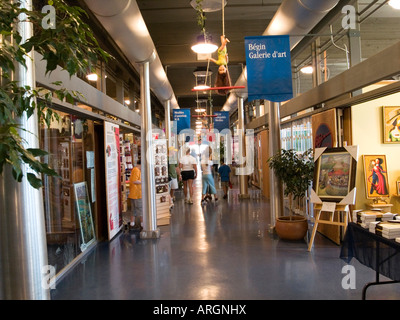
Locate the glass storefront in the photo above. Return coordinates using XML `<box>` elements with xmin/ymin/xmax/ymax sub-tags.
<box><xmin>40</xmin><ymin>109</ymin><xmax>96</xmax><ymax>274</ymax></box>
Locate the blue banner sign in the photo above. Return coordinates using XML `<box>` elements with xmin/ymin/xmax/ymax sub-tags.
<box><xmin>173</xmin><ymin>108</ymin><xmax>191</xmax><ymax>134</ymax></box>
<box><xmin>214</xmin><ymin>111</ymin><xmax>230</xmax><ymax>132</ymax></box>
<box><xmin>245</xmin><ymin>35</ymin><xmax>293</xmax><ymax>102</ymax></box>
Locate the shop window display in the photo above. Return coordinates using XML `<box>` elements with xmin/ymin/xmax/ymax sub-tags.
<box><xmin>40</xmin><ymin>109</ymin><xmax>96</xmax><ymax>274</ymax></box>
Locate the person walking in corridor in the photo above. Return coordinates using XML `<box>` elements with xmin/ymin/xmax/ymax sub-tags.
<box><xmin>179</xmin><ymin>147</ymin><xmax>197</xmax><ymax>204</ymax></box>
<box><xmin>128</xmin><ymin>160</ymin><xmax>143</xmax><ymax>231</ymax></box>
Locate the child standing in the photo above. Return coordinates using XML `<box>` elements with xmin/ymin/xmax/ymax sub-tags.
<box><xmin>218</xmin><ymin>160</ymin><xmax>231</xmax><ymax>199</ymax></box>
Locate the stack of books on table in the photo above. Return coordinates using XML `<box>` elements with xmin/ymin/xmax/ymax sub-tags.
<box><xmin>356</xmin><ymin>210</ymin><xmax>396</xmax><ymax>229</ymax></box>
<box><xmin>375</xmin><ymin>221</ymin><xmax>400</xmax><ymax>239</ymax></box>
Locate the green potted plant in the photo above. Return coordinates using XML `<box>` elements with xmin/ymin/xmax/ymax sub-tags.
<box><xmin>267</xmin><ymin>148</ymin><xmax>314</xmax><ymax>240</ymax></box>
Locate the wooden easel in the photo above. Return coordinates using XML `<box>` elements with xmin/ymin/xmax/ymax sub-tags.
<box><xmin>307</xmin><ymin>202</ymin><xmax>351</xmax><ymax>251</ymax></box>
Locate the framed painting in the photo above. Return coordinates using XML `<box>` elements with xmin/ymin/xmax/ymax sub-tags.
<box><xmin>397</xmin><ymin>181</ymin><xmax>400</xmax><ymax>196</ymax></box>
<box><xmin>74</xmin><ymin>182</ymin><xmax>96</xmax><ymax>251</ymax></box>
<box><xmin>382</xmin><ymin>106</ymin><xmax>400</xmax><ymax>143</ymax></box>
<box><xmin>363</xmin><ymin>155</ymin><xmax>390</xmax><ymax>199</ymax></box>
<box><xmin>313</xmin><ymin>147</ymin><xmax>357</xmax><ymax>202</ymax></box>
<box><xmin>312</xmin><ymin>109</ymin><xmax>337</xmax><ymax>148</ymax></box>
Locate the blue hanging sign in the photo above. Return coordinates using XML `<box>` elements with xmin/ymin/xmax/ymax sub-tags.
<box><xmin>214</xmin><ymin>111</ymin><xmax>230</xmax><ymax>132</ymax></box>
<box><xmin>173</xmin><ymin>108</ymin><xmax>191</xmax><ymax>134</ymax></box>
<box><xmin>245</xmin><ymin>35</ymin><xmax>293</xmax><ymax>102</ymax></box>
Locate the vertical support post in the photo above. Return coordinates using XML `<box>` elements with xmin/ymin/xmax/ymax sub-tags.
<box><xmin>0</xmin><ymin>0</ymin><xmax>49</xmax><ymax>300</ymax></box>
<box><xmin>139</xmin><ymin>61</ymin><xmax>160</xmax><ymax>239</ymax></box>
<box><xmin>348</xmin><ymin>2</ymin><xmax>362</xmax><ymax>97</ymax></box>
<box><xmin>237</xmin><ymin>96</ymin><xmax>249</xmax><ymax>199</ymax></box>
<box><xmin>268</xmin><ymin>101</ymin><xmax>284</xmax><ymax>229</ymax></box>
<box><xmin>165</xmin><ymin>99</ymin><xmax>171</xmax><ymax>147</ymax></box>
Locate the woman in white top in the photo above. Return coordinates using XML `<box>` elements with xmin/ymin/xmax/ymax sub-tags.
<box><xmin>201</xmin><ymin>147</ymin><xmax>218</xmax><ymax>203</ymax></box>
<box><xmin>179</xmin><ymin>148</ymin><xmax>197</xmax><ymax>204</ymax></box>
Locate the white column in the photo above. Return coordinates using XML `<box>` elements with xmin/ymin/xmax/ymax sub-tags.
<box><xmin>139</xmin><ymin>61</ymin><xmax>160</xmax><ymax>239</ymax></box>
<box><xmin>0</xmin><ymin>0</ymin><xmax>49</xmax><ymax>299</ymax></box>
<box><xmin>268</xmin><ymin>101</ymin><xmax>284</xmax><ymax>229</ymax></box>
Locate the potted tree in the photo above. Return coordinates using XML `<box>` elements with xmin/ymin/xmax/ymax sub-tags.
<box><xmin>268</xmin><ymin>148</ymin><xmax>314</xmax><ymax>240</ymax></box>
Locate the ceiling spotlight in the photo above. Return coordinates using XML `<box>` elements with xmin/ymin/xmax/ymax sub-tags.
<box><xmin>191</xmin><ymin>34</ymin><xmax>218</xmax><ymax>54</ymax></box>
<box><xmin>300</xmin><ymin>65</ymin><xmax>313</xmax><ymax>74</ymax></box>
<box><xmin>389</xmin><ymin>0</ymin><xmax>400</xmax><ymax>9</ymax></box>
<box><xmin>124</xmin><ymin>99</ymin><xmax>131</xmax><ymax>105</ymax></box>
<box><xmin>86</xmin><ymin>73</ymin><xmax>98</xmax><ymax>81</ymax></box>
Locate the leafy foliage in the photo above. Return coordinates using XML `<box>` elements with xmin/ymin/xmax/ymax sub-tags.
<box><xmin>195</xmin><ymin>0</ymin><xmax>206</xmax><ymax>36</ymax></box>
<box><xmin>0</xmin><ymin>0</ymin><xmax>110</xmax><ymax>188</ymax></box>
<box><xmin>267</xmin><ymin>149</ymin><xmax>314</xmax><ymax>201</ymax></box>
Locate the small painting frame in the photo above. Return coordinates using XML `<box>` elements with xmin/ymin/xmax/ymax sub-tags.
<box><xmin>313</xmin><ymin>147</ymin><xmax>357</xmax><ymax>202</ymax></box>
<box><xmin>397</xmin><ymin>180</ymin><xmax>400</xmax><ymax>196</ymax></box>
<box><xmin>74</xmin><ymin>182</ymin><xmax>96</xmax><ymax>251</ymax></box>
<box><xmin>382</xmin><ymin>106</ymin><xmax>400</xmax><ymax>144</ymax></box>
<box><xmin>363</xmin><ymin>155</ymin><xmax>390</xmax><ymax>199</ymax></box>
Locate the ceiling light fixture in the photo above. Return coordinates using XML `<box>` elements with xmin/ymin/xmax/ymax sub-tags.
<box><xmin>193</xmin><ymin>68</ymin><xmax>212</xmax><ymax>90</ymax></box>
<box><xmin>195</xmin><ymin>108</ymin><xmax>206</xmax><ymax>113</ymax></box>
<box><xmin>300</xmin><ymin>65</ymin><xmax>313</xmax><ymax>74</ymax></box>
<box><xmin>389</xmin><ymin>0</ymin><xmax>400</xmax><ymax>9</ymax></box>
<box><xmin>191</xmin><ymin>34</ymin><xmax>218</xmax><ymax>54</ymax></box>
<box><xmin>86</xmin><ymin>73</ymin><xmax>98</xmax><ymax>81</ymax></box>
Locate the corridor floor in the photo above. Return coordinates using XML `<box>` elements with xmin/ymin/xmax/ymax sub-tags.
<box><xmin>51</xmin><ymin>175</ymin><xmax>400</xmax><ymax>300</ymax></box>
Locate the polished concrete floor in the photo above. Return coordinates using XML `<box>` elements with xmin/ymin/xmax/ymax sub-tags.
<box><xmin>51</xmin><ymin>174</ymin><xmax>400</xmax><ymax>300</ymax></box>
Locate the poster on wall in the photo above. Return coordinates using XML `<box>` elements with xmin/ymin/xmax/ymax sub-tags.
<box><xmin>312</xmin><ymin>109</ymin><xmax>337</xmax><ymax>148</ymax></box>
<box><xmin>104</xmin><ymin>121</ymin><xmax>122</xmax><ymax>240</ymax></box>
<box><xmin>73</xmin><ymin>182</ymin><xmax>96</xmax><ymax>251</ymax></box>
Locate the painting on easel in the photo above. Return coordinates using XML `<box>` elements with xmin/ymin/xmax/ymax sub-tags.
<box><xmin>313</xmin><ymin>147</ymin><xmax>357</xmax><ymax>202</ymax></box>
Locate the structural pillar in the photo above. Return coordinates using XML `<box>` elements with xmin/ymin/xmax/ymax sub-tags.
<box><xmin>237</xmin><ymin>96</ymin><xmax>249</xmax><ymax>199</ymax></box>
<box><xmin>164</xmin><ymin>99</ymin><xmax>171</xmax><ymax>146</ymax></box>
<box><xmin>139</xmin><ymin>60</ymin><xmax>160</xmax><ymax>239</ymax></box>
<box><xmin>268</xmin><ymin>101</ymin><xmax>284</xmax><ymax>230</ymax></box>
<box><xmin>0</xmin><ymin>0</ymin><xmax>49</xmax><ymax>300</ymax></box>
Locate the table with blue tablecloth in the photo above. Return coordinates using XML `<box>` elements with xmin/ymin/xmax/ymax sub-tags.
<box><xmin>340</xmin><ymin>222</ymin><xmax>400</xmax><ymax>299</ymax></box>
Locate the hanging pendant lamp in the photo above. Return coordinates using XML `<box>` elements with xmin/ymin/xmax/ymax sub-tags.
<box><xmin>191</xmin><ymin>34</ymin><xmax>218</xmax><ymax>54</ymax></box>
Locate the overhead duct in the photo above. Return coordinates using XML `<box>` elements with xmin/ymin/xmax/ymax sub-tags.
<box><xmin>84</xmin><ymin>0</ymin><xmax>179</xmax><ymax>109</ymax></box>
<box><xmin>222</xmin><ymin>0</ymin><xmax>340</xmax><ymax>113</ymax></box>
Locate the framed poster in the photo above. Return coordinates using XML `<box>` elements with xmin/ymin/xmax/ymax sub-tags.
<box><xmin>312</xmin><ymin>109</ymin><xmax>337</xmax><ymax>148</ymax></box>
<box><xmin>313</xmin><ymin>147</ymin><xmax>357</xmax><ymax>202</ymax></box>
<box><xmin>382</xmin><ymin>106</ymin><xmax>400</xmax><ymax>143</ymax></box>
<box><xmin>363</xmin><ymin>155</ymin><xmax>390</xmax><ymax>199</ymax></box>
<box><xmin>74</xmin><ymin>182</ymin><xmax>96</xmax><ymax>251</ymax></box>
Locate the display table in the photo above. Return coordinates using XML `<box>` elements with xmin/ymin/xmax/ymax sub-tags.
<box><xmin>340</xmin><ymin>222</ymin><xmax>400</xmax><ymax>299</ymax></box>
